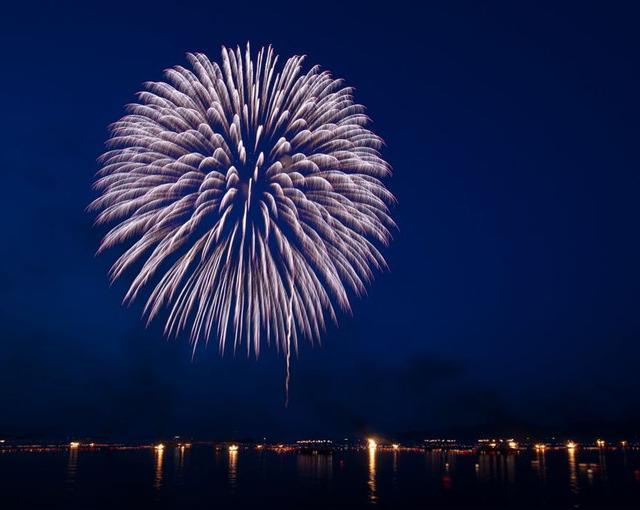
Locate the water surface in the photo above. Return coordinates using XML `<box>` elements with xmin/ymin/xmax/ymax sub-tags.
<box><xmin>1</xmin><ymin>446</ymin><xmax>639</xmax><ymax>508</ymax></box>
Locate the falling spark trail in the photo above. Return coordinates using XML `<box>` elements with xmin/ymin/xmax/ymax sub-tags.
<box><xmin>285</xmin><ymin>290</ymin><xmax>293</xmax><ymax>407</ymax></box>
<box><xmin>90</xmin><ymin>44</ymin><xmax>395</xmax><ymax>397</ymax></box>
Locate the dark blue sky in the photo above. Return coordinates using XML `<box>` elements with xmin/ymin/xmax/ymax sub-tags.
<box><xmin>1</xmin><ymin>1</ymin><xmax>639</xmax><ymax>440</ymax></box>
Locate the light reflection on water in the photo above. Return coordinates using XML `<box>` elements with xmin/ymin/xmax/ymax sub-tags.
<box><xmin>367</xmin><ymin>445</ymin><xmax>377</xmax><ymax>504</ymax></box>
<box><xmin>567</xmin><ymin>447</ymin><xmax>578</xmax><ymax>495</ymax></box>
<box><xmin>297</xmin><ymin>453</ymin><xmax>333</xmax><ymax>481</ymax></box>
<box><xmin>228</xmin><ymin>448</ymin><xmax>238</xmax><ymax>491</ymax></box>
<box><xmin>532</xmin><ymin>447</ymin><xmax>546</xmax><ymax>484</ymax></box>
<box><xmin>174</xmin><ymin>445</ymin><xmax>186</xmax><ymax>486</ymax></box>
<box><xmin>66</xmin><ymin>447</ymin><xmax>78</xmax><ymax>488</ymax></box>
<box><xmin>1</xmin><ymin>446</ymin><xmax>639</xmax><ymax>509</ymax></box>
<box><xmin>476</xmin><ymin>452</ymin><xmax>516</xmax><ymax>485</ymax></box>
<box><xmin>598</xmin><ymin>446</ymin><xmax>608</xmax><ymax>484</ymax></box>
<box><xmin>392</xmin><ymin>449</ymin><xmax>399</xmax><ymax>490</ymax></box>
<box><xmin>153</xmin><ymin>447</ymin><xmax>164</xmax><ymax>493</ymax></box>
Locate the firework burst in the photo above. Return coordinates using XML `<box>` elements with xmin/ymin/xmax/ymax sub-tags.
<box><xmin>90</xmin><ymin>44</ymin><xmax>395</xmax><ymax>376</ymax></box>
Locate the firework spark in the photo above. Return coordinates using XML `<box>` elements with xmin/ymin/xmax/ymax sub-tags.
<box><xmin>90</xmin><ymin>44</ymin><xmax>395</xmax><ymax>390</ymax></box>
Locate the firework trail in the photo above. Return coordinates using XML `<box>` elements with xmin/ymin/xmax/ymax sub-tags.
<box><xmin>90</xmin><ymin>44</ymin><xmax>395</xmax><ymax>395</ymax></box>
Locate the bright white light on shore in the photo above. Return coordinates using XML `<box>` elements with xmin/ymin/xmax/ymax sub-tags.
<box><xmin>69</xmin><ymin>441</ymin><xmax>80</xmax><ymax>448</ymax></box>
<box><xmin>228</xmin><ymin>444</ymin><xmax>239</xmax><ymax>452</ymax></box>
<box><xmin>566</xmin><ymin>441</ymin><xmax>577</xmax><ymax>449</ymax></box>
<box><xmin>367</xmin><ymin>438</ymin><xmax>377</xmax><ymax>449</ymax></box>
<box><xmin>534</xmin><ymin>443</ymin><xmax>546</xmax><ymax>450</ymax></box>
<box><xmin>155</xmin><ymin>443</ymin><xmax>165</xmax><ymax>451</ymax></box>
<box><xmin>392</xmin><ymin>443</ymin><xmax>399</xmax><ymax>450</ymax></box>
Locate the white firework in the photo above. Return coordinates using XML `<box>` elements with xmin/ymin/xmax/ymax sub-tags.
<box><xmin>90</xmin><ymin>44</ymin><xmax>395</xmax><ymax>363</ymax></box>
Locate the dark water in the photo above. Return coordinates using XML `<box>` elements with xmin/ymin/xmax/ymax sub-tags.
<box><xmin>1</xmin><ymin>446</ymin><xmax>639</xmax><ymax>509</ymax></box>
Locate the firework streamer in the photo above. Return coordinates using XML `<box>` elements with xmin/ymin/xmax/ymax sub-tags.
<box><xmin>285</xmin><ymin>288</ymin><xmax>293</xmax><ymax>407</ymax></box>
<box><xmin>90</xmin><ymin>44</ymin><xmax>395</xmax><ymax>398</ymax></box>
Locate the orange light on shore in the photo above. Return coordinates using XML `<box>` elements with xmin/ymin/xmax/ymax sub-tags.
<box><xmin>154</xmin><ymin>443</ymin><xmax>165</xmax><ymax>451</ymax></box>
<box><xmin>392</xmin><ymin>443</ymin><xmax>400</xmax><ymax>450</ymax></box>
<box><xmin>508</xmin><ymin>440</ymin><xmax>518</xmax><ymax>449</ymax></box>
<box><xmin>228</xmin><ymin>444</ymin><xmax>239</xmax><ymax>452</ymax></box>
<box><xmin>596</xmin><ymin>439</ymin><xmax>605</xmax><ymax>448</ymax></box>
<box><xmin>566</xmin><ymin>441</ymin><xmax>577</xmax><ymax>449</ymax></box>
<box><xmin>69</xmin><ymin>442</ymin><xmax>80</xmax><ymax>449</ymax></box>
<box><xmin>534</xmin><ymin>443</ymin><xmax>546</xmax><ymax>450</ymax></box>
<box><xmin>367</xmin><ymin>438</ymin><xmax>377</xmax><ymax>449</ymax></box>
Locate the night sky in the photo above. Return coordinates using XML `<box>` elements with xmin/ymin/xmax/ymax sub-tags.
<box><xmin>1</xmin><ymin>1</ymin><xmax>639</xmax><ymax>441</ymax></box>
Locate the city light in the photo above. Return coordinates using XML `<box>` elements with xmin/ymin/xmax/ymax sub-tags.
<box><xmin>154</xmin><ymin>444</ymin><xmax>165</xmax><ymax>451</ymax></box>
<box><xmin>69</xmin><ymin>441</ymin><xmax>80</xmax><ymax>449</ymax></box>
<box><xmin>392</xmin><ymin>443</ymin><xmax>400</xmax><ymax>450</ymax></box>
<box><xmin>367</xmin><ymin>438</ymin><xmax>377</xmax><ymax>449</ymax></box>
<box><xmin>508</xmin><ymin>440</ymin><xmax>518</xmax><ymax>449</ymax></box>
<box><xmin>596</xmin><ymin>439</ymin><xmax>605</xmax><ymax>448</ymax></box>
<box><xmin>566</xmin><ymin>441</ymin><xmax>577</xmax><ymax>449</ymax></box>
<box><xmin>534</xmin><ymin>443</ymin><xmax>546</xmax><ymax>450</ymax></box>
<box><xmin>228</xmin><ymin>444</ymin><xmax>239</xmax><ymax>452</ymax></box>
